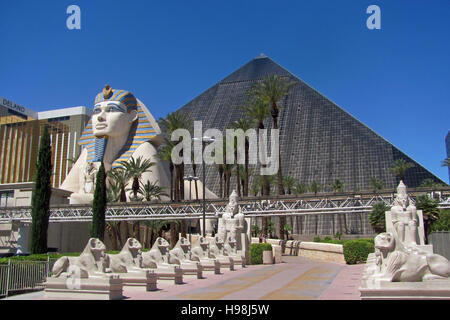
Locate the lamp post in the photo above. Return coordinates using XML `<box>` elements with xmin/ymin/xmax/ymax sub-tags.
<box><xmin>183</xmin><ymin>175</ymin><xmax>198</xmax><ymax>241</ymax></box>
<box><xmin>192</xmin><ymin>136</ymin><xmax>215</xmax><ymax>237</ymax></box>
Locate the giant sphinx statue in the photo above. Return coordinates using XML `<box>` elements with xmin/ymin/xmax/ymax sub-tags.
<box><xmin>364</xmin><ymin>181</ymin><xmax>450</xmax><ymax>283</ymax></box>
<box><xmin>216</xmin><ymin>190</ymin><xmax>250</xmax><ymax>264</ymax></box>
<box><xmin>61</xmin><ymin>85</ymin><xmax>170</xmax><ymax>204</ymax></box>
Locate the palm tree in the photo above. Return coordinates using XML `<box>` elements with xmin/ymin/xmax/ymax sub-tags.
<box><xmin>138</xmin><ymin>180</ymin><xmax>169</xmax><ymax>201</ymax></box>
<box><xmin>283</xmin><ymin>176</ymin><xmax>296</xmax><ymax>195</ymax></box>
<box><xmin>249</xmin><ymin>74</ymin><xmax>295</xmax><ymax>196</ymax></box>
<box><xmin>416</xmin><ymin>195</ymin><xmax>440</xmax><ymax>244</ymax></box>
<box><xmin>369</xmin><ymin>177</ymin><xmax>384</xmax><ymax>194</ymax></box>
<box><xmin>159</xmin><ymin>111</ymin><xmax>193</xmax><ymax>201</ymax></box>
<box><xmin>230</xmin><ymin>118</ymin><xmax>253</xmax><ymax>197</ymax></box>
<box><xmin>118</xmin><ymin>156</ymin><xmax>155</xmax><ymax>200</ymax></box>
<box><xmin>106</xmin><ymin>180</ymin><xmax>122</xmax><ymax>203</ymax></box>
<box><xmin>250</xmin><ymin>178</ymin><xmax>260</xmax><ymax>197</ymax></box>
<box><xmin>330</xmin><ymin>179</ymin><xmax>344</xmax><ymax>193</ymax></box>
<box><xmin>157</xmin><ymin>140</ymin><xmax>175</xmax><ymax>201</ymax></box>
<box><xmin>390</xmin><ymin>159</ymin><xmax>415</xmax><ymax>182</ymax></box>
<box><xmin>240</xmin><ymin>96</ymin><xmax>270</xmax><ymax>196</ymax></box>
<box><xmin>293</xmin><ymin>182</ymin><xmax>308</xmax><ymax>195</ymax></box>
<box><xmin>107</xmin><ymin>167</ymin><xmax>130</xmax><ymax>202</ymax></box>
<box><xmin>442</xmin><ymin>158</ymin><xmax>450</xmax><ymax>167</ymax></box>
<box><xmin>310</xmin><ymin>181</ymin><xmax>321</xmax><ymax>196</ymax></box>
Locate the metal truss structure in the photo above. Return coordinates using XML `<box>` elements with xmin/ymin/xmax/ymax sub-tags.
<box><xmin>1</xmin><ymin>189</ymin><xmax>449</xmax><ymax>224</ymax></box>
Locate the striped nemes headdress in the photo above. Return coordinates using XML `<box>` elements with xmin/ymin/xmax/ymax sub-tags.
<box><xmin>94</xmin><ymin>85</ymin><xmax>138</xmax><ymax>112</ymax></box>
<box><xmin>78</xmin><ymin>85</ymin><xmax>160</xmax><ymax>167</ymax></box>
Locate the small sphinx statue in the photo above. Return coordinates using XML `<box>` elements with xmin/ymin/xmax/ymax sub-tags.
<box><xmin>169</xmin><ymin>237</ymin><xmax>203</xmax><ymax>279</ymax></box>
<box><xmin>52</xmin><ymin>238</ymin><xmax>110</xmax><ymax>278</ymax></box>
<box><xmin>141</xmin><ymin>237</ymin><xmax>183</xmax><ymax>284</ymax></box>
<box><xmin>190</xmin><ymin>236</ymin><xmax>222</xmax><ymax>273</ymax></box>
<box><xmin>209</xmin><ymin>235</ymin><xmax>234</xmax><ymax>270</ymax></box>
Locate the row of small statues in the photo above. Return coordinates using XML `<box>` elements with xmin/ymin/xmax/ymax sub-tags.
<box><xmin>52</xmin><ymin>234</ymin><xmax>245</xmax><ymax>279</ymax></box>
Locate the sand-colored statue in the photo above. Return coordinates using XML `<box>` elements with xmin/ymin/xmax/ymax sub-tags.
<box><xmin>52</xmin><ymin>238</ymin><xmax>109</xmax><ymax>278</ymax></box>
<box><xmin>360</xmin><ymin>181</ymin><xmax>450</xmax><ymax>297</ymax></box>
<box><xmin>223</xmin><ymin>235</ymin><xmax>245</xmax><ymax>267</ymax></box>
<box><xmin>169</xmin><ymin>237</ymin><xmax>203</xmax><ymax>278</ymax></box>
<box><xmin>141</xmin><ymin>237</ymin><xmax>183</xmax><ymax>284</ymax></box>
<box><xmin>389</xmin><ymin>181</ymin><xmax>419</xmax><ymax>249</ymax></box>
<box><xmin>61</xmin><ymin>85</ymin><xmax>170</xmax><ymax>204</ymax></box>
<box><xmin>107</xmin><ymin>238</ymin><xmax>143</xmax><ymax>273</ymax></box>
<box><xmin>82</xmin><ymin>162</ymin><xmax>97</xmax><ymax>194</ymax></box>
<box><xmin>217</xmin><ymin>190</ymin><xmax>250</xmax><ymax>264</ymax></box>
<box><xmin>106</xmin><ymin>238</ymin><xmax>157</xmax><ymax>291</ymax></box>
<box><xmin>190</xmin><ymin>236</ymin><xmax>222</xmax><ymax>273</ymax></box>
<box><xmin>209</xmin><ymin>235</ymin><xmax>234</xmax><ymax>270</ymax></box>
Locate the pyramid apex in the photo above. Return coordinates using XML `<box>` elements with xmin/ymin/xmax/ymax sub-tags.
<box><xmin>255</xmin><ymin>53</ymin><xmax>268</xmax><ymax>59</ymax></box>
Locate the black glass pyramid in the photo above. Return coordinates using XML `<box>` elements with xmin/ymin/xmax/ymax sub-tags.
<box><xmin>176</xmin><ymin>55</ymin><xmax>445</xmax><ymax>195</ymax></box>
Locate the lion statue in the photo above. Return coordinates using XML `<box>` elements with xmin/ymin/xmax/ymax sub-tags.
<box><xmin>106</xmin><ymin>238</ymin><xmax>143</xmax><ymax>273</ymax></box>
<box><xmin>51</xmin><ymin>238</ymin><xmax>109</xmax><ymax>278</ymax></box>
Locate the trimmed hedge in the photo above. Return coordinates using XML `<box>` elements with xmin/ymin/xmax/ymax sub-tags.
<box><xmin>250</xmin><ymin>243</ymin><xmax>272</xmax><ymax>265</ymax></box>
<box><xmin>342</xmin><ymin>239</ymin><xmax>374</xmax><ymax>264</ymax></box>
<box><xmin>313</xmin><ymin>236</ymin><xmax>374</xmax><ymax>264</ymax></box>
<box><xmin>0</xmin><ymin>251</ymin><xmax>120</xmax><ymax>265</ymax></box>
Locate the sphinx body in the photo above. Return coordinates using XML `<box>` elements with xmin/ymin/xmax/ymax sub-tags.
<box><xmin>209</xmin><ymin>235</ymin><xmax>235</xmax><ymax>270</ymax></box>
<box><xmin>169</xmin><ymin>237</ymin><xmax>203</xmax><ymax>278</ymax></box>
<box><xmin>190</xmin><ymin>236</ymin><xmax>222</xmax><ymax>273</ymax></box>
<box><xmin>141</xmin><ymin>237</ymin><xmax>183</xmax><ymax>283</ymax></box>
<box><xmin>106</xmin><ymin>238</ymin><xmax>143</xmax><ymax>273</ymax></box>
<box><xmin>52</xmin><ymin>238</ymin><xmax>109</xmax><ymax>279</ymax></box>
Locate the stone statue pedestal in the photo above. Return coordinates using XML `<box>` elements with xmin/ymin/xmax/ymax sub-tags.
<box><xmin>360</xmin><ymin>255</ymin><xmax>450</xmax><ymax>299</ymax></box>
<box><xmin>44</xmin><ymin>274</ymin><xmax>123</xmax><ymax>300</ymax></box>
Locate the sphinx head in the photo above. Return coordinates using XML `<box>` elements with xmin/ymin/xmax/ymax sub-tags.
<box><xmin>92</xmin><ymin>85</ymin><xmax>138</xmax><ymax>139</ymax></box>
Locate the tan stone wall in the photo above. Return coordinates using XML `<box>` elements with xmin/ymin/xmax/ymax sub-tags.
<box><xmin>298</xmin><ymin>242</ymin><xmax>346</xmax><ymax>264</ymax></box>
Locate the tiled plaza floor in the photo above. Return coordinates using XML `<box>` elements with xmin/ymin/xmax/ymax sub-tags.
<box><xmin>4</xmin><ymin>256</ymin><xmax>365</xmax><ymax>300</ymax></box>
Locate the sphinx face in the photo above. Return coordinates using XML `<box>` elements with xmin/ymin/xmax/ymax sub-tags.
<box><xmin>92</xmin><ymin>101</ymin><xmax>137</xmax><ymax>138</ymax></box>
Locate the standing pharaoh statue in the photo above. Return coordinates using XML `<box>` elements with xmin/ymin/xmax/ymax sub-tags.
<box><xmin>82</xmin><ymin>161</ymin><xmax>97</xmax><ymax>194</ymax></box>
<box><xmin>217</xmin><ymin>190</ymin><xmax>250</xmax><ymax>264</ymax></box>
<box><xmin>389</xmin><ymin>181</ymin><xmax>419</xmax><ymax>249</ymax></box>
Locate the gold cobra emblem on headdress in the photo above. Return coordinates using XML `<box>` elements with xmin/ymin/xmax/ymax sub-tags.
<box><xmin>102</xmin><ymin>84</ymin><xmax>113</xmax><ymax>99</ymax></box>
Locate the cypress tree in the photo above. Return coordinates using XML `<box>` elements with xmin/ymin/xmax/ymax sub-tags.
<box><xmin>91</xmin><ymin>162</ymin><xmax>107</xmax><ymax>240</ymax></box>
<box><xmin>30</xmin><ymin>125</ymin><xmax>53</xmax><ymax>254</ymax></box>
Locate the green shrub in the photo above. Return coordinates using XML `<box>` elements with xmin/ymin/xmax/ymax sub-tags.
<box><xmin>432</xmin><ymin>209</ymin><xmax>450</xmax><ymax>231</ymax></box>
<box><xmin>343</xmin><ymin>239</ymin><xmax>374</xmax><ymax>264</ymax></box>
<box><xmin>369</xmin><ymin>202</ymin><xmax>389</xmax><ymax>233</ymax></box>
<box><xmin>250</xmin><ymin>243</ymin><xmax>272</xmax><ymax>265</ymax></box>
<box><xmin>313</xmin><ymin>236</ymin><xmax>321</xmax><ymax>242</ymax></box>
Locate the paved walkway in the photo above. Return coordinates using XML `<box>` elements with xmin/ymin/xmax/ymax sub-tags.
<box><xmin>3</xmin><ymin>256</ymin><xmax>365</xmax><ymax>300</ymax></box>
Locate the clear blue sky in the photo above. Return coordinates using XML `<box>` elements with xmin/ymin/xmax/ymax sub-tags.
<box><xmin>1</xmin><ymin>0</ymin><xmax>449</xmax><ymax>183</ymax></box>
